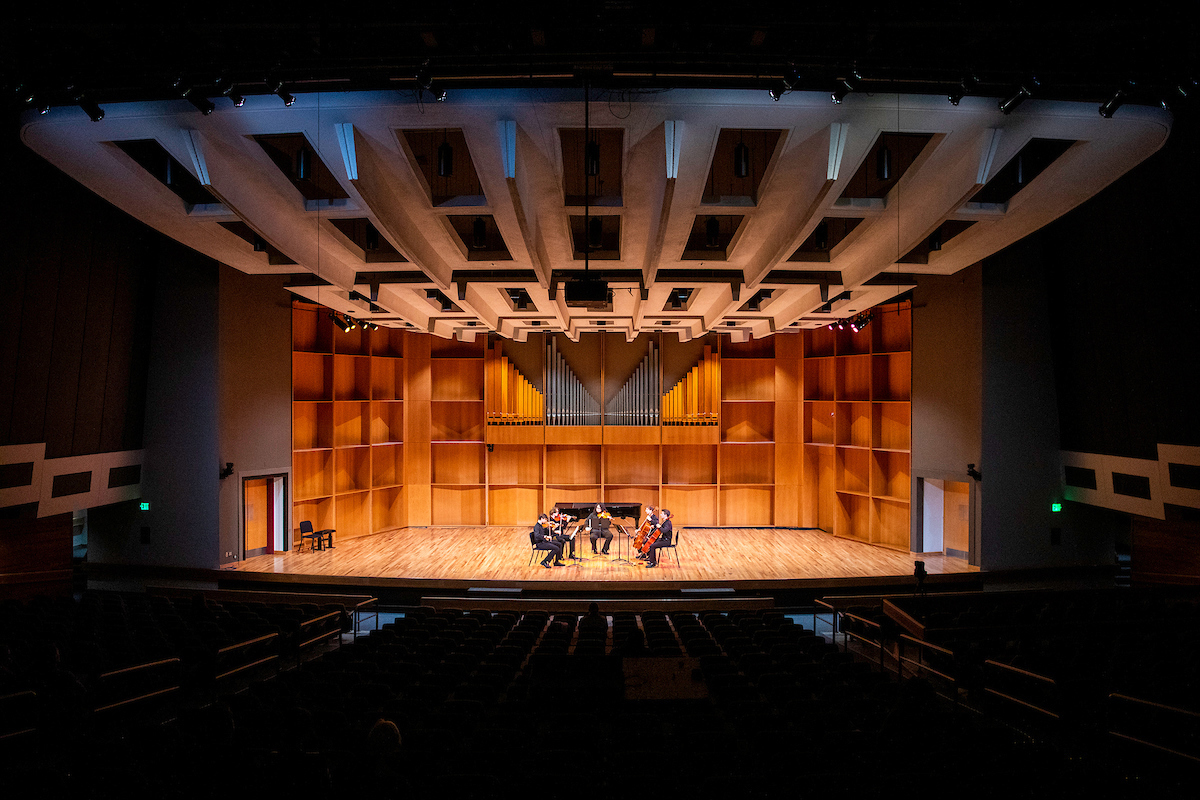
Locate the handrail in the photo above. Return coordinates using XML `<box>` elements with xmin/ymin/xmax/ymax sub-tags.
<box><xmin>298</xmin><ymin>610</ymin><xmax>343</xmax><ymax>650</ymax></box>
<box><xmin>982</xmin><ymin>659</ymin><xmax>1060</xmax><ymax>721</ymax></box>
<box><xmin>842</xmin><ymin>612</ymin><xmax>885</xmax><ymax>671</ymax></box>
<box><xmin>897</xmin><ymin>634</ymin><xmax>958</xmax><ymax>685</ymax></box>
<box><xmin>94</xmin><ymin>685</ymin><xmax>180</xmax><ymax>715</ymax></box>
<box><xmin>1108</xmin><ymin>692</ymin><xmax>1200</xmax><ymax>720</ymax></box>
<box><xmin>97</xmin><ymin>657</ymin><xmax>181</xmax><ymax>681</ymax></box>
<box><xmin>983</xmin><ymin>659</ymin><xmax>1057</xmax><ymax>686</ymax></box>
<box><xmin>217</xmin><ymin>632</ymin><xmax>278</xmax><ymax>656</ymax></box>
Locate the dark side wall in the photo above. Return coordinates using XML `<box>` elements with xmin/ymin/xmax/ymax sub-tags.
<box><xmin>217</xmin><ymin>266</ymin><xmax>293</xmax><ymax>564</ymax></box>
<box><xmin>980</xmin><ymin>237</ymin><xmax>1118</xmax><ymax>570</ymax></box>
<box><xmin>911</xmin><ymin>265</ymin><xmax>983</xmax><ymax>560</ymax></box>
<box><xmin>89</xmin><ymin>245</ymin><xmax>220</xmax><ymax>568</ymax></box>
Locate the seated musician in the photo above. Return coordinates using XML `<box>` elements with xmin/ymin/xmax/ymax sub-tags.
<box><xmin>531</xmin><ymin>513</ymin><xmax>565</xmax><ymax>568</ymax></box>
<box><xmin>644</xmin><ymin>509</ymin><xmax>673</xmax><ymax>568</ymax></box>
<box><xmin>549</xmin><ymin>507</ymin><xmax>577</xmax><ymax>559</ymax></box>
<box><xmin>587</xmin><ymin>504</ymin><xmax>613</xmax><ymax>555</ymax></box>
<box><xmin>635</xmin><ymin>506</ymin><xmax>659</xmax><ymax>560</ymax></box>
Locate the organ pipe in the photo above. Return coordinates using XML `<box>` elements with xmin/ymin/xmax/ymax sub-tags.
<box><xmin>604</xmin><ymin>342</ymin><xmax>659</xmax><ymax>426</ymax></box>
<box><xmin>545</xmin><ymin>337</ymin><xmax>600</xmax><ymax>425</ymax></box>
<box><xmin>662</xmin><ymin>344</ymin><xmax>719</xmax><ymax>425</ymax></box>
<box><xmin>486</xmin><ymin>347</ymin><xmax>544</xmax><ymax>425</ymax></box>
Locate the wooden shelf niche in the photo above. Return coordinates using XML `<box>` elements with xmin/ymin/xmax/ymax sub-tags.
<box><xmin>801</xmin><ymin>301</ymin><xmax>912</xmax><ymax>550</ymax></box>
<box><xmin>291</xmin><ymin>303</ymin><xmax>410</xmax><ymax>542</ymax></box>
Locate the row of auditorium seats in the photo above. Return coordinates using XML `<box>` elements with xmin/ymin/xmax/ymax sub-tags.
<box><xmin>4</xmin><ymin>595</ymin><xmax>1194</xmax><ymax>797</ymax></box>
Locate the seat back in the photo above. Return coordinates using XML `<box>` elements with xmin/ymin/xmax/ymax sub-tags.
<box><xmin>300</xmin><ymin>520</ymin><xmax>314</xmax><ymax>535</ymax></box>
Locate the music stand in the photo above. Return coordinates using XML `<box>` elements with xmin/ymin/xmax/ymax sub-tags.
<box><xmin>610</xmin><ymin>515</ymin><xmax>635</xmax><ymax>566</ymax></box>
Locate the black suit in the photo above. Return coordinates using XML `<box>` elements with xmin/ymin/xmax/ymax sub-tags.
<box><xmin>587</xmin><ymin>511</ymin><xmax>612</xmax><ymax>554</ymax></box>
<box><xmin>645</xmin><ymin>518</ymin><xmax>673</xmax><ymax>566</ymax></box>
<box><xmin>531</xmin><ymin>522</ymin><xmax>562</xmax><ymax>566</ymax></box>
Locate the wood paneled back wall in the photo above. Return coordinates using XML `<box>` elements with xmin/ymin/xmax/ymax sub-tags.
<box><xmin>292</xmin><ymin>302</ymin><xmax>913</xmax><ymax>548</ymax></box>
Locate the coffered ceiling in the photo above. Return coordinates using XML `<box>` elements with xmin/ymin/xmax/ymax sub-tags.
<box><xmin>20</xmin><ymin>87</ymin><xmax>1170</xmax><ymax>340</ymax></box>
<box><xmin>11</xmin><ymin>9</ymin><xmax>1185</xmax><ymax>340</ymax></box>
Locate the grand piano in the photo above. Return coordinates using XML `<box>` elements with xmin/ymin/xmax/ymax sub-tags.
<box><xmin>552</xmin><ymin>502</ymin><xmax>641</xmax><ymax>522</ymax></box>
<box><xmin>551</xmin><ymin>502</ymin><xmax>642</xmax><ymax>545</ymax></box>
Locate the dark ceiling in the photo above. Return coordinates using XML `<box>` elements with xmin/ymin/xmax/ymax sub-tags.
<box><xmin>3</xmin><ymin>3</ymin><xmax>1197</xmax><ymax>116</ymax></box>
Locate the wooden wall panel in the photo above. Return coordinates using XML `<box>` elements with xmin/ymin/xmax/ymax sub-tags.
<box><xmin>546</xmin><ymin>446</ymin><xmax>601</xmax><ymax>484</ymax></box>
<box><xmin>431</xmin><ymin>360</ymin><xmax>485</xmax><ymax>401</ymax></box>
<box><xmin>722</xmin><ymin>360</ymin><xmax>775</xmax><ymax>401</ymax></box>
<box><xmin>719</xmin><ymin>486</ymin><xmax>773</xmax><ymax>526</ymax></box>
<box><xmin>721</xmin><ymin>403</ymin><xmax>774</xmax><ymax>442</ymax></box>
<box><xmin>605</xmin><ymin>445</ymin><xmax>660</xmax><ymax>485</ymax></box>
<box><xmin>431</xmin><ymin>486</ymin><xmax>485</xmax><ymax>524</ymax></box>
<box><xmin>720</xmin><ymin>443</ymin><xmax>774</xmax><ymax>484</ymax></box>
<box><xmin>662</xmin><ymin>445</ymin><xmax>717</xmax><ymax>484</ymax></box>
<box><xmin>488</xmin><ymin>445</ymin><xmax>543</xmax><ymax>485</ymax></box>
<box><xmin>662</xmin><ymin>486</ymin><xmax>717</xmax><ymax>527</ymax></box>
<box><xmin>431</xmin><ymin>442</ymin><xmax>486</xmax><ymax>484</ymax></box>
<box><xmin>488</xmin><ymin>486</ymin><xmax>542</xmax><ymax>525</ymax></box>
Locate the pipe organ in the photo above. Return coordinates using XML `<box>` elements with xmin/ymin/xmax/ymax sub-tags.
<box><xmin>545</xmin><ymin>337</ymin><xmax>601</xmax><ymax>425</ymax></box>
<box><xmin>485</xmin><ymin>349</ymin><xmax>543</xmax><ymax>425</ymax></box>
<box><xmin>662</xmin><ymin>344</ymin><xmax>719</xmax><ymax>425</ymax></box>
<box><xmin>605</xmin><ymin>342</ymin><xmax>660</xmax><ymax>426</ymax></box>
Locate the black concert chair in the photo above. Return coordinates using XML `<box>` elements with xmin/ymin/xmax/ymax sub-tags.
<box><xmin>658</xmin><ymin>527</ymin><xmax>682</xmax><ymax>567</ymax></box>
<box><xmin>298</xmin><ymin>520</ymin><xmax>335</xmax><ymax>552</ymax></box>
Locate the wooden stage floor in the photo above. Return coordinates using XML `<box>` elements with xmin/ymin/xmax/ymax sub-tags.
<box><xmin>234</xmin><ymin>526</ymin><xmax>976</xmax><ymax>590</ymax></box>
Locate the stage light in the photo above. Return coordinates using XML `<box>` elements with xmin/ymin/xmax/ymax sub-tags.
<box><xmin>734</xmin><ymin>140</ymin><xmax>750</xmax><ymax>178</ymax></box>
<box><xmin>364</xmin><ymin>224</ymin><xmax>379</xmax><ymax>252</ymax></box>
<box><xmin>877</xmin><ymin>144</ymin><xmax>891</xmax><ymax>181</ymax></box>
<box><xmin>331</xmin><ymin>312</ymin><xmax>352</xmax><ymax>333</ymax></box>
<box><xmin>173</xmin><ymin>78</ymin><xmax>214</xmax><ymax>115</ymax></box>
<box><xmin>296</xmin><ymin>148</ymin><xmax>312</xmax><ymax>181</ymax></box>
<box><xmin>948</xmin><ymin>75</ymin><xmax>977</xmax><ymax>106</ymax></box>
<box><xmin>216</xmin><ymin>77</ymin><xmax>244</xmax><ymax>107</ymax></box>
<box><xmin>814</xmin><ymin>220</ymin><xmax>829</xmax><ymax>251</ymax></box>
<box><xmin>472</xmin><ymin>217</ymin><xmax>487</xmax><ymax>249</ymax></box>
<box><xmin>999</xmin><ymin>77</ymin><xmax>1039</xmax><ymax>114</ymax></box>
<box><xmin>585</xmin><ymin>139</ymin><xmax>600</xmax><ymax>177</ymax></box>
<box><xmin>437</xmin><ymin>135</ymin><xmax>453</xmax><ymax>177</ymax></box>
<box><xmin>705</xmin><ymin>216</ymin><xmax>720</xmax><ymax>249</ymax></box>
<box><xmin>588</xmin><ymin>216</ymin><xmax>603</xmax><ymax>249</ymax></box>
<box><xmin>768</xmin><ymin>87</ymin><xmax>783</xmax><ymax>101</ymax></box>
<box><xmin>77</xmin><ymin>95</ymin><xmax>104</xmax><ymax>122</ymax></box>
<box><xmin>929</xmin><ymin>227</ymin><xmax>942</xmax><ymax>252</ymax></box>
<box><xmin>1100</xmin><ymin>84</ymin><xmax>1130</xmax><ymax>118</ymax></box>
<box><xmin>269</xmin><ymin>80</ymin><xmax>295</xmax><ymax>107</ymax></box>
<box><xmin>832</xmin><ymin>70</ymin><xmax>861</xmax><ymax>104</ymax></box>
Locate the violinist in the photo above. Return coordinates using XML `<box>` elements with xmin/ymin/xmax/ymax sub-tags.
<box><xmin>644</xmin><ymin>509</ymin><xmax>673</xmax><ymax>568</ymax></box>
<box><xmin>549</xmin><ymin>507</ymin><xmax>577</xmax><ymax>559</ymax></box>
<box><xmin>587</xmin><ymin>504</ymin><xmax>613</xmax><ymax>555</ymax></box>
<box><xmin>531</xmin><ymin>514</ymin><xmax>565</xmax><ymax>568</ymax></box>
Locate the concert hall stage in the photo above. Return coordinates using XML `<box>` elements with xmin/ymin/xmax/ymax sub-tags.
<box><xmin>230</xmin><ymin>526</ymin><xmax>977</xmax><ymax>603</ymax></box>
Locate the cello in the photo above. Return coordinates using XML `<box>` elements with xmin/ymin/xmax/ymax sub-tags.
<box><xmin>633</xmin><ymin>507</ymin><xmax>659</xmax><ymax>554</ymax></box>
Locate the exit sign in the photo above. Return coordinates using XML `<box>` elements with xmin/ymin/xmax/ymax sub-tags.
<box><xmin>1051</xmin><ymin>502</ymin><xmax>1062</xmax><ymax>513</ymax></box>
<box><xmin>140</xmin><ymin>502</ymin><xmax>151</xmax><ymax>511</ymax></box>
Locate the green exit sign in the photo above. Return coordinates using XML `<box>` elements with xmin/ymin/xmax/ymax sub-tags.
<box><xmin>140</xmin><ymin>502</ymin><xmax>151</xmax><ymax>511</ymax></box>
<box><xmin>1051</xmin><ymin>502</ymin><xmax>1062</xmax><ymax>513</ymax></box>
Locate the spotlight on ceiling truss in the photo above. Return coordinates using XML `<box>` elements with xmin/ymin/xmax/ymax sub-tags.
<box><xmin>216</xmin><ymin>77</ymin><xmax>244</xmax><ymax>107</ymax></box>
<box><xmin>76</xmin><ymin>94</ymin><xmax>104</xmax><ymax>122</ymax></box>
<box><xmin>1100</xmin><ymin>82</ymin><xmax>1133</xmax><ymax>118</ymax></box>
<box><xmin>948</xmin><ymin>75</ymin><xmax>977</xmax><ymax>106</ymax></box>
<box><xmin>832</xmin><ymin>70</ymin><xmax>861</xmax><ymax>104</ymax></box>
<box><xmin>999</xmin><ymin>77</ymin><xmax>1040</xmax><ymax>114</ymax></box>
<box><xmin>269</xmin><ymin>79</ymin><xmax>295</xmax><ymax>107</ymax></box>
